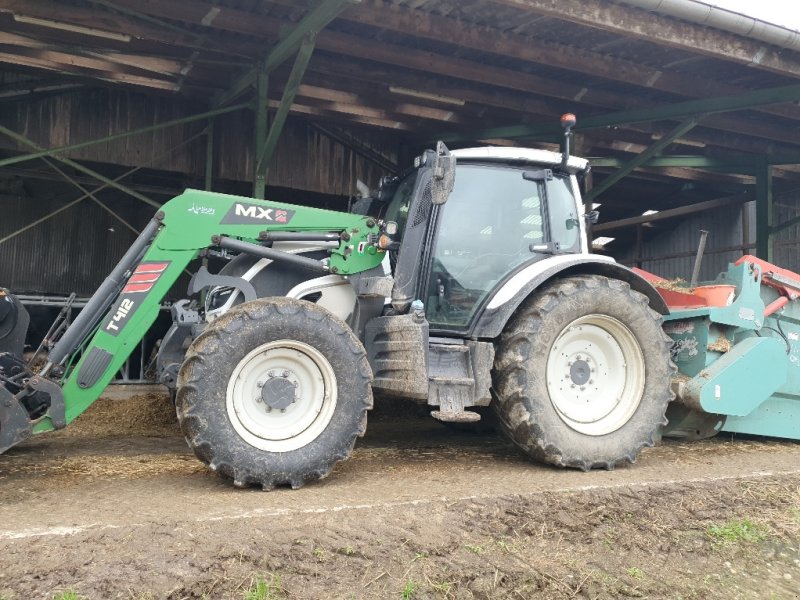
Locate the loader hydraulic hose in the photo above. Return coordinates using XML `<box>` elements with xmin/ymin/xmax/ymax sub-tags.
<box><xmin>48</xmin><ymin>217</ymin><xmax>162</xmax><ymax>367</ymax></box>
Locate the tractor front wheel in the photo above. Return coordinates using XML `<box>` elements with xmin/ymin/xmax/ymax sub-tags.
<box><xmin>493</xmin><ymin>275</ymin><xmax>674</xmax><ymax>470</ymax></box>
<box><xmin>176</xmin><ymin>297</ymin><xmax>372</xmax><ymax>489</ymax></box>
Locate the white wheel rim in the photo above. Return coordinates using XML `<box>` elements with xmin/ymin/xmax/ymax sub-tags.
<box><xmin>545</xmin><ymin>314</ymin><xmax>645</xmax><ymax>436</ymax></box>
<box><xmin>226</xmin><ymin>339</ymin><xmax>337</xmax><ymax>452</ymax></box>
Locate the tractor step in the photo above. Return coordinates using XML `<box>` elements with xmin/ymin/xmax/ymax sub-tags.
<box><xmin>430</xmin><ymin>409</ymin><xmax>481</xmax><ymax>423</ymax></box>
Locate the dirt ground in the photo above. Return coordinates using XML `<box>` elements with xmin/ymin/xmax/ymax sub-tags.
<box><xmin>1</xmin><ymin>390</ymin><xmax>799</xmax><ymax>600</ymax></box>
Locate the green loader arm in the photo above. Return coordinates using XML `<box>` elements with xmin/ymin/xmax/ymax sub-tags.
<box><xmin>32</xmin><ymin>189</ymin><xmax>385</xmax><ymax>434</ymax></box>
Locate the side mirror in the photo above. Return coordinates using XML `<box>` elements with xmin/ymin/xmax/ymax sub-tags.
<box><xmin>584</xmin><ymin>210</ymin><xmax>600</xmax><ymax>225</ymax></box>
<box><xmin>522</xmin><ymin>168</ymin><xmax>553</xmax><ymax>182</ymax></box>
<box><xmin>376</xmin><ymin>175</ymin><xmax>399</xmax><ymax>203</ymax></box>
<box><xmin>430</xmin><ymin>141</ymin><xmax>456</xmax><ymax>205</ymax></box>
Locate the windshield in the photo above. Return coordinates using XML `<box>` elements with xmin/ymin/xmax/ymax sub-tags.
<box><xmin>426</xmin><ymin>164</ymin><xmax>580</xmax><ymax>329</ymax></box>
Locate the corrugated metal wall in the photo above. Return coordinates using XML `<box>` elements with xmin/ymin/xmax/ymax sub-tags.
<box><xmin>774</xmin><ymin>191</ymin><xmax>800</xmax><ymax>271</ymax></box>
<box><xmin>0</xmin><ymin>191</ymin><xmax>149</xmax><ymax>295</ymax></box>
<box><xmin>617</xmin><ymin>187</ymin><xmax>800</xmax><ymax>281</ymax></box>
<box><xmin>616</xmin><ymin>201</ymin><xmax>756</xmax><ymax>281</ymax></box>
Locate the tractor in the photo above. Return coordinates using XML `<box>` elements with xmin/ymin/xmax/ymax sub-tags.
<box><xmin>0</xmin><ymin>116</ymin><xmax>675</xmax><ymax>488</ymax></box>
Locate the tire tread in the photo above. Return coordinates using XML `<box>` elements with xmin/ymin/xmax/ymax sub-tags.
<box><xmin>493</xmin><ymin>274</ymin><xmax>675</xmax><ymax>470</ymax></box>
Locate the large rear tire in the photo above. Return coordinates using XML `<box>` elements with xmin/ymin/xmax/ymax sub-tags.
<box><xmin>176</xmin><ymin>297</ymin><xmax>372</xmax><ymax>489</ymax></box>
<box><xmin>492</xmin><ymin>275</ymin><xmax>674</xmax><ymax>470</ymax></box>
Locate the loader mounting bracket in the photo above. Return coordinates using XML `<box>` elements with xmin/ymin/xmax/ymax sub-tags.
<box><xmin>29</xmin><ymin>376</ymin><xmax>66</xmax><ymax>429</ymax></box>
<box><xmin>0</xmin><ymin>385</ymin><xmax>32</xmax><ymax>453</ymax></box>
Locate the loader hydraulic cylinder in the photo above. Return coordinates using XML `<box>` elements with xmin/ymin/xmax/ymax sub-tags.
<box><xmin>47</xmin><ymin>217</ymin><xmax>162</xmax><ymax>368</ymax></box>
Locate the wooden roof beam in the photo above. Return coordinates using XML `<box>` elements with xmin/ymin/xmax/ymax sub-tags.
<box><xmin>0</xmin><ymin>31</ymin><xmax>186</xmax><ymax>77</ymax></box>
<box><xmin>489</xmin><ymin>0</ymin><xmax>800</xmax><ymax>79</ymax></box>
<box><xmin>0</xmin><ymin>52</ymin><xmax>180</xmax><ymax>90</ymax></box>
<box><xmin>0</xmin><ymin>0</ymin><xmax>255</xmax><ymax>60</ymax></box>
<box><xmin>215</xmin><ymin>0</ymin><xmax>359</xmax><ymax>107</ymax></box>
<box><xmin>593</xmin><ymin>194</ymin><xmax>753</xmax><ymax>232</ymax></box>
<box><xmin>109</xmin><ymin>1</ymin><xmax>800</xmax><ymax>147</ymax></box>
<box><xmin>338</xmin><ymin>0</ymin><xmax>800</xmax><ymax>123</ymax></box>
<box><xmin>275</xmin><ymin>100</ymin><xmax>413</xmax><ymax>131</ymax></box>
<box><xmin>447</xmin><ymin>83</ymin><xmax>800</xmax><ymax>143</ymax></box>
<box><xmin>296</xmin><ymin>84</ymin><xmax>464</xmax><ymax>123</ymax></box>
<box><xmin>124</xmin><ymin>0</ymin><xmax>800</xmax><ymax>125</ymax></box>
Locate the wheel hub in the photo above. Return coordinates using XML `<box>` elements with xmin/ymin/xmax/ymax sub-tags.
<box><xmin>569</xmin><ymin>358</ymin><xmax>591</xmax><ymax>386</ymax></box>
<box><xmin>261</xmin><ymin>376</ymin><xmax>296</xmax><ymax>410</ymax></box>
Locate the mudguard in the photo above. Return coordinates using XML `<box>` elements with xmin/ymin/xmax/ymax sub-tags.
<box><xmin>471</xmin><ymin>255</ymin><xmax>669</xmax><ymax>339</ymax></box>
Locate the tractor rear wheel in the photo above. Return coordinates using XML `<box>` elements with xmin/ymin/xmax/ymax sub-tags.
<box><xmin>492</xmin><ymin>275</ymin><xmax>673</xmax><ymax>470</ymax></box>
<box><xmin>176</xmin><ymin>297</ymin><xmax>372</xmax><ymax>489</ymax></box>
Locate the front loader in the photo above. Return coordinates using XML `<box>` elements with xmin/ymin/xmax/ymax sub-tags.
<box><xmin>1</xmin><ymin>119</ymin><xmax>678</xmax><ymax>488</ymax></box>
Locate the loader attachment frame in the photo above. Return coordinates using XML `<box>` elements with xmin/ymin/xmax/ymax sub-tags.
<box><xmin>3</xmin><ymin>189</ymin><xmax>385</xmax><ymax>440</ymax></box>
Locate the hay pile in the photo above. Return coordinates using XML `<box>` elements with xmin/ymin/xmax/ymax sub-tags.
<box><xmin>5</xmin><ymin>453</ymin><xmax>205</xmax><ymax>478</ymax></box>
<box><xmin>56</xmin><ymin>392</ymin><xmax>181</xmax><ymax>438</ymax></box>
<box><xmin>653</xmin><ymin>277</ymin><xmax>693</xmax><ymax>293</ymax></box>
<box><xmin>707</xmin><ymin>332</ymin><xmax>733</xmax><ymax>353</ymax></box>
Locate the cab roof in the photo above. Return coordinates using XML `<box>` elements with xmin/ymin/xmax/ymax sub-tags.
<box><xmin>450</xmin><ymin>147</ymin><xmax>589</xmax><ymax>174</ymax></box>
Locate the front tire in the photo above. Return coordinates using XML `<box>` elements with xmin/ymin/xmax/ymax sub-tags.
<box><xmin>493</xmin><ymin>275</ymin><xmax>674</xmax><ymax>470</ymax></box>
<box><xmin>176</xmin><ymin>297</ymin><xmax>372</xmax><ymax>489</ymax></box>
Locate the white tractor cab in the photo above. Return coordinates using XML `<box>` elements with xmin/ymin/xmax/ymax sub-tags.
<box><xmin>160</xmin><ymin>118</ymin><xmax>672</xmax><ymax>472</ymax></box>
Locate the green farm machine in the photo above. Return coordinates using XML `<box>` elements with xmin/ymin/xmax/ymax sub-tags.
<box><xmin>1</xmin><ymin>118</ymin><xmax>798</xmax><ymax>489</ymax></box>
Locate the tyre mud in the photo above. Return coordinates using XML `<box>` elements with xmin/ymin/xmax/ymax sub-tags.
<box><xmin>176</xmin><ymin>297</ymin><xmax>372</xmax><ymax>489</ymax></box>
<box><xmin>492</xmin><ymin>274</ymin><xmax>675</xmax><ymax>470</ymax></box>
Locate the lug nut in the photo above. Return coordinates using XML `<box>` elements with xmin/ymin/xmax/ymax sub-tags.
<box><xmin>257</xmin><ymin>381</ymin><xmax>264</xmax><ymax>388</ymax></box>
<box><xmin>282</xmin><ymin>370</ymin><xmax>290</xmax><ymax>378</ymax></box>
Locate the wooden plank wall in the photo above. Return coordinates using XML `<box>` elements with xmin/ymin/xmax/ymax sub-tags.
<box><xmin>0</xmin><ymin>87</ymin><xmax>399</xmax><ymax>195</ymax></box>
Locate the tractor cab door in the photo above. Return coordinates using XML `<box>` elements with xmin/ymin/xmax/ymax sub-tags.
<box><xmin>424</xmin><ymin>164</ymin><xmax>582</xmax><ymax>332</ymax></box>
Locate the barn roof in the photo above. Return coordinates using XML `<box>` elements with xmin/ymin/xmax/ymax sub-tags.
<box><xmin>1</xmin><ymin>0</ymin><xmax>800</xmax><ymax>240</ymax></box>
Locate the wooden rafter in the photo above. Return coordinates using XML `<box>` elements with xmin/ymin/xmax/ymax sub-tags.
<box><xmin>490</xmin><ymin>0</ymin><xmax>800</xmax><ymax>79</ymax></box>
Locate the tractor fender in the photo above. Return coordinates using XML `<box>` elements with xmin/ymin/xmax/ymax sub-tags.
<box><xmin>471</xmin><ymin>255</ymin><xmax>669</xmax><ymax>339</ymax></box>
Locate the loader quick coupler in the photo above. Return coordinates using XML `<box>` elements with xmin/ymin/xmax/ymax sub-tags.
<box><xmin>0</xmin><ymin>383</ymin><xmax>32</xmax><ymax>454</ymax></box>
